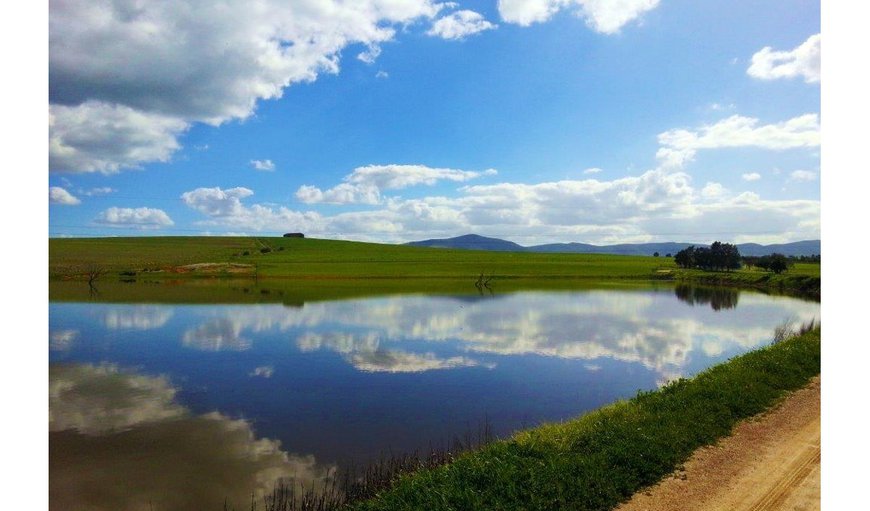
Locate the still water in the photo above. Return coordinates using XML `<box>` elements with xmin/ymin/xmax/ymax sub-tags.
<box><xmin>49</xmin><ymin>285</ymin><xmax>818</xmax><ymax>510</ymax></box>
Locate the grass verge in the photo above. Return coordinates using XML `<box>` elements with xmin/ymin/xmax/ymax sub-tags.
<box><xmin>350</xmin><ymin>328</ymin><xmax>821</xmax><ymax>511</ymax></box>
<box><xmin>675</xmin><ymin>268</ymin><xmax>820</xmax><ymax>299</ymax></box>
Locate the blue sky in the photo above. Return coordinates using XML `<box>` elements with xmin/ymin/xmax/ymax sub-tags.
<box><xmin>48</xmin><ymin>0</ymin><xmax>820</xmax><ymax>245</ymax></box>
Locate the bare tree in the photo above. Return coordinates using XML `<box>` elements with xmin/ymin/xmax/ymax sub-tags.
<box><xmin>84</xmin><ymin>263</ymin><xmax>108</xmax><ymax>293</ymax></box>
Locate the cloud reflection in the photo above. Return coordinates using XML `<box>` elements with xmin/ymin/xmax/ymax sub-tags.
<box><xmin>183</xmin><ymin>317</ymin><xmax>251</xmax><ymax>351</ymax></box>
<box><xmin>158</xmin><ymin>290</ymin><xmax>816</xmax><ymax>379</ymax></box>
<box><xmin>50</xmin><ymin>363</ymin><xmax>332</xmax><ymax>511</ymax></box>
<box><xmin>298</xmin><ymin>332</ymin><xmax>490</xmax><ymax>373</ymax></box>
<box><xmin>50</xmin><ymin>329</ymin><xmax>79</xmax><ymax>351</ymax></box>
<box><xmin>102</xmin><ymin>305</ymin><xmax>174</xmax><ymax>330</ymax></box>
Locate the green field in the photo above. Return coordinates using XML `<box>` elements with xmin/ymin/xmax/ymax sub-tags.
<box><xmin>49</xmin><ymin>236</ymin><xmax>819</xmax><ymax>286</ymax></box>
<box><xmin>49</xmin><ymin>236</ymin><xmax>677</xmax><ymax>279</ymax></box>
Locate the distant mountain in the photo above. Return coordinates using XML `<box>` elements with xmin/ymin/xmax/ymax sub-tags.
<box><xmin>530</xmin><ymin>242</ymin><xmax>693</xmax><ymax>256</ymax></box>
<box><xmin>405</xmin><ymin>235</ymin><xmax>820</xmax><ymax>257</ymax></box>
<box><xmin>735</xmin><ymin>240</ymin><xmax>821</xmax><ymax>257</ymax></box>
<box><xmin>406</xmin><ymin>234</ymin><xmax>525</xmax><ymax>252</ymax></box>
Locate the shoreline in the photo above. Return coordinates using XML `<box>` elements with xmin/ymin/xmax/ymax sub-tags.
<box><xmin>349</xmin><ymin>328</ymin><xmax>821</xmax><ymax>511</ymax></box>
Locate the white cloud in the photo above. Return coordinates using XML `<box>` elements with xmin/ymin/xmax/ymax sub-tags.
<box><xmin>184</xmin><ymin>165</ymin><xmax>819</xmax><ymax>245</ymax></box>
<box><xmin>375</xmin><ymin>70</ymin><xmax>389</xmax><ymax>79</ymax></box>
<box><xmin>49</xmin><ymin>0</ymin><xmax>448</xmax><ymax>172</ymax></box>
<box><xmin>747</xmin><ymin>34</ymin><xmax>821</xmax><ymax>84</ymax></box>
<box><xmin>296</xmin><ymin>164</ymin><xmax>497</xmax><ymax>205</ymax></box>
<box><xmin>83</xmin><ymin>187</ymin><xmax>117</xmax><ymax>196</ymax></box>
<box><xmin>583</xmin><ymin>167</ymin><xmax>603</xmax><ymax>174</ymax></box>
<box><xmin>657</xmin><ymin>114</ymin><xmax>820</xmax><ymax>168</ymax></box>
<box><xmin>183</xmin><ymin>186</ymin><xmax>324</xmax><ymax>232</ymax></box>
<box><xmin>742</xmin><ymin>172</ymin><xmax>762</xmax><ymax>182</ymax></box>
<box><xmin>427</xmin><ymin>10</ymin><xmax>497</xmax><ymax>40</ymax></box>
<box><xmin>95</xmin><ymin>207</ymin><xmax>174</xmax><ymax>229</ymax></box>
<box><xmin>49</xmin><ymin>186</ymin><xmax>81</xmax><ymax>205</ymax></box>
<box><xmin>250</xmin><ymin>159</ymin><xmax>275</xmax><ymax>172</ymax></box>
<box><xmin>181</xmin><ymin>187</ymin><xmax>255</xmax><ymax>216</ymax></box>
<box><xmin>357</xmin><ymin>44</ymin><xmax>383</xmax><ymax>64</ymax></box>
<box><xmin>182</xmin><ymin>115</ymin><xmax>820</xmax><ymax>244</ymax></box>
<box><xmin>700</xmin><ymin>182</ymin><xmax>727</xmax><ymax>199</ymax></box>
<box><xmin>789</xmin><ymin>170</ymin><xmax>818</xmax><ymax>182</ymax></box>
<box><xmin>497</xmin><ymin>0</ymin><xmax>660</xmax><ymax>33</ymax></box>
<box><xmin>50</xmin><ymin>101</ymin><xmax>188</xmax><ymax>173</ymax></box>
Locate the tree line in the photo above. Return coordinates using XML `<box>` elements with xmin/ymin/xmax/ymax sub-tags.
<box><xmin>673</xmin><ymin>242</ymin><xmax>742</xmax><ymax>271</ymax></box>
<box><xmin>672</xmin><ymin>242</ymin><xmax>806</xmax><ymax>274</ymax></box>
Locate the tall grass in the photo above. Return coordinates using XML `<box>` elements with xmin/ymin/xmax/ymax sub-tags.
<box><xmin>229</xmin><ymin>422</ymin><xmax>494</xmax><ymax>511</ymax></box>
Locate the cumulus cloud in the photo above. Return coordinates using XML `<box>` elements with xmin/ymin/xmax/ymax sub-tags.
<box><xmin>182</xmin><ymin>114</ymin><xmax>820</xmax><ymax>244</ymax></box>
<box><xmin>183</xmin><ymin>186</ymin><xmax>324</xmax><ymax>231</ymax></box>
<box><xmin>657</xmin><ymin>114</ymin><xmax>820</xmax><ymax>168</ymax></box>
<box><xmin>49</xmin><ymin>0</ymin><xmax>448</xmax><ymax>172</ymax></box>
<box><xmin>296</xmin><ymin>164</ymin><xmax>497</xmax><ymax>205</ymax></box>
<box><xmin>497</xmin><ymin>0</ymin><xmax>660</xmax><ymax>33</ymax></box>
<box><xmin>427</xmin><ymin>10</ymin><xmax>497</xmax><ymax>40</ymax></box>
<box><xmin>49</xmin><ymin>186</ymin><xmax>81</xmax><ymax>205</ymax></box>
<box><xmin>742</xmin><ymin>172</ymin><xmax>762</xmax><ymax>182</ymax></box>
<box><xmin>181</xmin><ymin>187</ymin><xmax>254</xmax><ymax>216</ymax></box>
<box><xmin>184</xmin><ymin>166</ymin><xmax>819</xmax><ymax>244</ymax></box>
<box><xmin>49</xmin><ymin>101</ymin><xmax>188</xmax><ymax>173</ymax></box>
<box><xmin>95</xmin><ymin>207</ymin><xmax>174</xmax><ymax>229</ymax></box>
<box><xmin>747</xmin><ymin>34</ymin><xmax>821</xmax><ymax>84</ymax></box>
<box><xmin>700</xmin><ymin>182</ymin><xmax>727</xmax><ymax>199</ymax></box>
<box><xmin>583</xmin><ymin>167</ymin><xmax>603</xmax><ymax>174</ymax></box>
<box><xmin>250</xmin><ymin>159</ymin><xmax>276</xmax><ymax>172</ymax></box>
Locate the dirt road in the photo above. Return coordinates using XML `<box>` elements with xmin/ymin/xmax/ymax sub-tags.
<box><xmin>616</xmin><ymin>376</ymin><xmax>820</xmax><ymax>511</ymax></box>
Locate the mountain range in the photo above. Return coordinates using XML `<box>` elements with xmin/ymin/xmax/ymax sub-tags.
<box><xmin>405</xmin><ymin>234</ymin><xmax>820</xmax><ymax>257</ymax></box>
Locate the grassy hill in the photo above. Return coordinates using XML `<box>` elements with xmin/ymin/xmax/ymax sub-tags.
<box><xmin>49</xmin><ymin>236</ymin><xmax>820</xmax><ymax>300</ymax></box>
<box><xmin>49</xmin><ymin>236</ymin><xmax>676</xmax><ymax>280</ymax></box>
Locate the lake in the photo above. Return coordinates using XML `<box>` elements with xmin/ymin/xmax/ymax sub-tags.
<box><xmin>49</xmin><ymin>284</ymin><xmax>819</xmax><ymax>510</ymax></box>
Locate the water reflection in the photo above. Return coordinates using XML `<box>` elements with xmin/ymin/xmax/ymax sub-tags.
<box><xmin>297</xmin><ymin>331</ymin><xmax>491</xmax><ymax>373</ymax></box>
<box><xmin>102</xmin><ymin>305</ymin><xmax>174</xmax><ymax>330</ymax></box>
<box><xmin>50</xmin><ymin>363</ymin><xmax>331</xmax><ymax>511</ymax></box>
<box><xmin>183</xmin><ymin>317</ymin><xmax>252</xmax><ymax>351</ymax></box>
<box><xmin>50</xmin><ymin>329</ymin><xmax>78</xmax><ymax>351</ymax></box>
<box><xmin>674</xmin><ymin>284</ymin><xmax>740</xmax><ymax>310</ymax></box>
<box><xmin>49</xmin><ymin>287</ymin><xmax>820</xmax><ymax>510</ymax></box>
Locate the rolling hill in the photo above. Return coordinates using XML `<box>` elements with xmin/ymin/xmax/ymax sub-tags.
<box><xmin>406</xmin><ymin>234</ymin><xmax>820</xmax><ymax>257</ymax></box>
